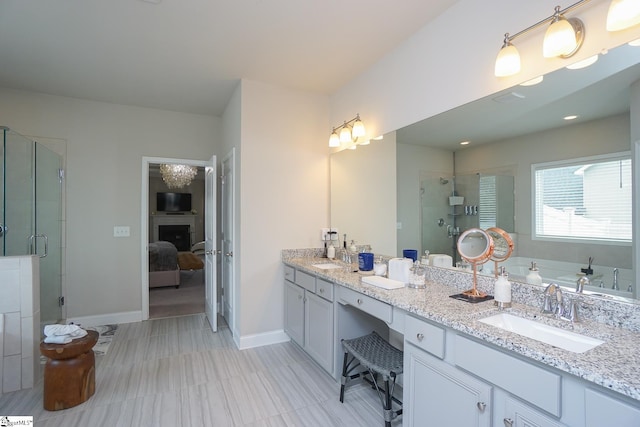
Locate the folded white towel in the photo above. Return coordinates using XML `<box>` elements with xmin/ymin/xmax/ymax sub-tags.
<box><xmin>44</xmin><ymin>324</ymin><xmax>87</xmax><ymax>339</ymax></box>
<box><xmin>362</xmin><ymin>275</ymin><xmax>405</xmax><ymax>290</ymax></box>
<box><xmin>44</xmin><ymin>335</ymin><xmax>73</xmax><ymax>344</ymax></box>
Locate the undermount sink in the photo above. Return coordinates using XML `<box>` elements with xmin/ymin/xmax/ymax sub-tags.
<box><xmin>478</xmin><ymin>313</ymin><xmax>604</xmax><ymax>353</ymax></box>
<box><xmin>311</xmin><ymin>263</ymin><xmax>343</xmax><ymax>270</ymax></box>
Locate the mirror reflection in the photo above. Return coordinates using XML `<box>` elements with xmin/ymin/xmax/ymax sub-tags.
<box><xmin>330</xmin><ymin>42</ymin><xmax>640</xmax><ymax>300</ymax></box>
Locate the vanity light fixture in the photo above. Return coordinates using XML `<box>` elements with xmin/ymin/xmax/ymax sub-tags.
<box><xmin>606</xmin><ymin>0</ymin><xmax>640</xmax><ymax>31</ymax></box>
<box><xmin>328</xmin><ymin>114</ymin><xmax>366</xmax><ymax>147</ymax></box>
<box><xmin>494</xmin><ymin>1</ymin><xmax>590</xmax><ymax>78</ymax></box>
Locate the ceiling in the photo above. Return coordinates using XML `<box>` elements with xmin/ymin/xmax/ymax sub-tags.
<box><xmin>0</xmin><ymin>0</ymin><xmax>458</xmax><ymax>116</ymax></box>
<box><xmin>397</xmin><ymin>42</ymin><xmax>640</xmax><ymax>150</ymax></box>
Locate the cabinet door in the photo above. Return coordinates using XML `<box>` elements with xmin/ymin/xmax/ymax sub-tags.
<box><xmin>404</xmin><ymin>343</ymin><xmax>492</xmax><ymax>427</ymax></box>
<box><xmin>284</xmin><ymin>281</ymin><xmax>305</xmax><ymax>346</ymax></box>
<box><xmin>585</xmin><ymin>389</ymin><xmax>640</xmax><ymax>427</ymax></box>
<box><xmin>304</xmin><ymin>291</ymin><xmax>334</xmax><ymax>374</ymax></box>
<box><xmin>503</xmin><ymin>396</ymin><xmax>566</xmax><ymax>427</ymax></box>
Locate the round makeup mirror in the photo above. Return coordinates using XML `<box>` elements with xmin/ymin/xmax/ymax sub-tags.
<box><xmin>486</xmin><ymin>227</ymin><xmax>514</xmax><ymax>278</ymax></box>
<box><xmin>457</xmin><ymin>228</ymin><xmax>494</xmax><ymax>298</ymax></box>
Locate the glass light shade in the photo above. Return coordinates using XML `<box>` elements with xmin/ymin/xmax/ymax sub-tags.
<box><xmin>543</xmin><ymin>17</ymin><xmax>577</xmax><ymax>57</ymax></box>
<box><xmin>495</xmin><ymin>43</ymin><xmax>521</xmax><ymax>77</ymax></box>
<box><xmin>352</xmin><ymin>118</ymin><xmax>365</xmax><ymax>138</ymax></box>
<box><xmin>566</xmin><ymin>55</ymin><xmax>598</xmax><ymax>70</ymax></box>
<box><xmin>607</xmin><ymin>0</ymin><xmax>640</xmax><ymax>31</ymax></box>
<box><xmin>329</xmin><ymin>131</ymin><xmax>340</xmax><ymax>147</ymax></box>
<box><xmin>339</xmin><ymin>126</ymin><xmax>352</xmax><ymax>143</ymax></box>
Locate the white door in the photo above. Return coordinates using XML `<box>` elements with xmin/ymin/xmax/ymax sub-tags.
<box><xmin>205</xmin><ymin>155</ymin><xmax>217</xmax><ymax>331</ymax></box>
<box><xmin>221</xmin><ymin>150</ymin><xmax>235</xmax><ymax>331</ymax></box>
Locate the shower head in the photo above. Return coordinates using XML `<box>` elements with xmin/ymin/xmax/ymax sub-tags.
<box><xmin>439</xmin><ymin>177</ymin><xmax>449</xmax><ymax>185</ymax></box>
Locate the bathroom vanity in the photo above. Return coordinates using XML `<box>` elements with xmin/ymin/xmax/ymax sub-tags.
<box><xmin>283</xmin><ymin>252</ymin><xmax>640</xmax><ymax>427</ymax></box>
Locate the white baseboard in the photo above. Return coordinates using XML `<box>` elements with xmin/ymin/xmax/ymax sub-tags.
<box><xmin>237</xmin><ymin>329</ymin><xmax>290</xmax><ymax>350</ymax></box>
<box><xmin>66</xmin><ymin>311</ymin><xmax>143</xmax><ymax>328</ymax></box>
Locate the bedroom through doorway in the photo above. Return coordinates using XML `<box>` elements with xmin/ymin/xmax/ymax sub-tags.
<box><xmin>147</xmin><ymin>162</ymin><xmax>207</xmax><ymax>319</ymax></box>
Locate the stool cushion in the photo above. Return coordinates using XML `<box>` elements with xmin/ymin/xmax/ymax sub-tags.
<box><xmin>342</xmin><ymin>331</ymin><xmax>403</xmax><ymax>378</ymax></box>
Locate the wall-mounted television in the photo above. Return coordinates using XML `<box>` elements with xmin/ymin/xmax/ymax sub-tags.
<box><xmin>156</xmin><ymin>192</ymin><xmax>192</xmax><ymax>212</ymax></box>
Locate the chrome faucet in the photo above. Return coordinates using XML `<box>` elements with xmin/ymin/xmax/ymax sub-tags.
<box><xmin>542</xmin><ymin>283</ymin><xmax>580</xmax><ymax>322</ymax></box>
<box><xmin>612</xmin><ymin>268</ymin><xmax>619</xmax><ymax>290</ymax></box>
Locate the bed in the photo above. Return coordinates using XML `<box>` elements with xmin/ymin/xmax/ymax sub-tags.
<box><xmin>149</xmin><ymin>241</ymin><xmax>180</xmax><ymax>288</ymax></box>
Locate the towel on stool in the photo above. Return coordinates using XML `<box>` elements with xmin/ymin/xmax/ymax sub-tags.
<box><xmin>44</xmin><ymin>324</ymin><xmax>88</xmax><ymax>344</ymax></box>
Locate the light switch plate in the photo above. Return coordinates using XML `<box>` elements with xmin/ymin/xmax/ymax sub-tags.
<box><xmin>113</xmin><ymin>226</ymin><xmax>130</xmax><ymax>237</ymax></box>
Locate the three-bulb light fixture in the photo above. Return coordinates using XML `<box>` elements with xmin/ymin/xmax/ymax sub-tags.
<box><xmin>328</xmin><ymin>114</ymin><xmax>367</xmax><ymax>149</ymax></box>
<box><xmin>495</xmin><ymin>0</ymin><xmax>640</xmax><ymax>78</ymax></box>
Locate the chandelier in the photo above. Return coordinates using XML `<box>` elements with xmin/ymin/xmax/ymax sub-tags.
<box><xmin>159</xmin><ymin>164</ymin><xmax>198</xmax><ymax>189</ymax></box>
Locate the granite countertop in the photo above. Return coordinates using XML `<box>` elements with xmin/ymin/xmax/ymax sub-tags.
<box><xmin>283</xmin><ymin>256</ymin><xmax>640</xmax><ymax>402</ymax></box>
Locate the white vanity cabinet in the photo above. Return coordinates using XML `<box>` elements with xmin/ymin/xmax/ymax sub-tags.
<box><xmin>283</xmin><ymin>267</ymin><xmax>334</xmax><ymax>375</ymax></box>
<box><xmin>404</xmin><ymin>340</ymin><xmax>492</xmax><ymax>426</ymax></box>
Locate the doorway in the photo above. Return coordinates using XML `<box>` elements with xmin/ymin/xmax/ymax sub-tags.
<box><xmin>141</xmin><ymin>157</ymin><xmax>216</xmax><ymax>329</ymax></box>
<box><xmin>221</xmin><ymin>148</ymin><xmax>236</xmax><ymax>335</ymax></box>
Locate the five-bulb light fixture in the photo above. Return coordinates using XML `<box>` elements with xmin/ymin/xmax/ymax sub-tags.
<box><xmin>329</xmin><ymin>114</ymin><xmax>367</xmax><ymax>148</ymax></box>
<box><xmin>495</xmin><ymin>0</ymin><xmax>640</xmax><ymax>78</ymax></box>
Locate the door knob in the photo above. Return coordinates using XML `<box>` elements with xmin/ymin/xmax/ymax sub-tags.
<box><xmin>205</xmin><ymin>250</ymin><xmax>213</xmax><ymax>255</ymax></box>
<box><xmin>225</xmin><ymin>252</ymin><xmax>233</xmax><ymax>257</ymax></box>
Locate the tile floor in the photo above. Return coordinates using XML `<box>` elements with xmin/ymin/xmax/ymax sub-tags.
<box><xmin>0</xmin><ymin>314</ymin><xmax>401</xmax><ymax>426</ymax></box>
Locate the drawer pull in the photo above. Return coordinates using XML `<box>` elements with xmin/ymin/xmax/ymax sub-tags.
<box><xmin>319</xmin><ymin>288</ymin><xmax>324</xmax><ymax>293</ymax></box>
<box><xmin>503</xmin><ymin>418</ymin><xmax>513</xmax><ymax>427</ymax></box>
<box><xmin>477</xmin><ymin>402</ymin><xmax>486</xmax><ymax>412</ymax></box>
<box><xmin>357</xmin><ymin>298</ymin><xmax>363</xmax><ymax>305</ymax></box>
<box><xmin>416</xmin><ymin>333</ymin><xmax>424</xmax><ymax>341</ymax></box>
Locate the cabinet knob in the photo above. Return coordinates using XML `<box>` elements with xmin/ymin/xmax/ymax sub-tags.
<box><xmin>477</xmin><ymin>402</ymin><xmax>486</xmax><ymax>412</ymax></box>
<box><xmin>319</xmin><ymin>288</ymin><xmax>324</xmax><ymax>293</ymax></box>
<box><xmin>503</xmin><ymin>418</ymin><xmax>513</xmax><ymax>427</ymax></box>
<box><xmin>298</xmin><ymin>295</ymin><xmax>302</xmax><ymax>300</ymax></box>
<box><xmin>416</xmin><ymin>333</ymin><xmax>424</xmax><ymax>341</ymax></box>
<box><xmin>357</xmin><ymin>298</ymin><xmax>363</xmax><ymax>305</ymax></box>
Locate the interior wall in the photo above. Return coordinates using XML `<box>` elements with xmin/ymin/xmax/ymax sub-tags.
<box><xmin>239</xmin><ymin>79</ymin><xmax>329</xmax><ymax>340</ymax></box>
<box><xmin>329</xmin><ymin>0</ymin><xmax>640</xmax><ymax>141</ymax></box>
<box><xmin>455</xmin><ymin>113</ymin><xmax>631</xmax><ymax>268</ymax></box>
<box><xmin>0</xmin><ymin>87</ymin><xmax>221</xmax><ymax>321</ymax></box>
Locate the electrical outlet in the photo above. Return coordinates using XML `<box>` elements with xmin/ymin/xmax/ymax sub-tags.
<box><xmin>113</xmin><ymin>226</ymin><xmax>130</xmax><ymax>237</ymax></box>
<box><xmin>321</xmin><ymin>228</ymin><xmax>330</xmax><ymax>241</ymax></box>
<box><xmin>329</xmin><ymin>227</ymin><xmax>339</xmax><ymax>240</ymax></box>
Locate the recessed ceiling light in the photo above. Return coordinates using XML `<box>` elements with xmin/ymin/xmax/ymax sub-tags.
<box><xmin>564</xmin><ymin>115</ymin><xmax>579</xmax><ymax>120</ymax></box>
<box><xmin>629</xmin><ymin>38</ymin><xmax>640</xmax><ymax>46</ymax></box>
<box><xmin>460</xmin><ymin>141</ymin><xmax>470</xmax><ymax>145</ymax></box>
<box><xmin>566</xmin><ymin>55</ymin><xmax>599</xmax><ymax>70</ymax></box>
<box><xmin>520</xmin><ymin>76</ymin><xmax>544</xmax><ymax>86</ymax></box>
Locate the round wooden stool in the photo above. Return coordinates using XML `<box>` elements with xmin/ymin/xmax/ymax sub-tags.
<box><xmin>40</xmin><ymin>330</ymin><xmax>99</xmax><ymax>411</ymax></box>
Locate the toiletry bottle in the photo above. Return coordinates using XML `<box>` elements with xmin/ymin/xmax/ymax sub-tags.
<box><xmin>526</xmin><ymin>262</ymin><xmax>542</xmax><ymax>285</ymax></box>
<box><xmin>327</xmin><ymin>242</ymin><xmax>335</xmax><ymax>259</ymax></box>
<box><xmin>494</xmin><ymin>266</ymin><xmax>512</xmax><ymax>309</ymax></box>
<box><xmin>349</xmin><ymin>240</ymin><xmax>357</xmax><ymax>253</ymax></box>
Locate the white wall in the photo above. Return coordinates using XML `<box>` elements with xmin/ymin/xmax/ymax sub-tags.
<box><xmin>238</xmin><ymin>80</ymin><xmax>329</xmax><ymax>343</ymax></box>
<box><xmin>0</xmin><ymin>88</ymin><xmax>221</xmax><ymax>321</ymax></box>
<box><xmin>330</xmin><ymin>0</ymin><xmax>640</xmax><ymax>139</ymax></box>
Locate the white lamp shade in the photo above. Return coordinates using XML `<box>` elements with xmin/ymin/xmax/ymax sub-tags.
<box><xmin>543</xmin><ymin>17</ymin><xmax>577</xmax><ymax>57</ymax></box>
<box><xmin>339</xmin><ymin>126</ymin><xmax>352</xmax><ymax>143</ymax></box>
<box><xmin>329</xmin><ymin>132</ymin><xmax>340</xmax><ymax>147</ymax></box>
<box><xmin>352</xmin><ymin>118</ymin><xmax>365</xmax><ymax>138</ymax></box>
<box><xmin>495</xmin><ymin>44</ymin><xmax>521</xmax><ymax>77</ymax></box>
<box><xmin>607</xmin><ymin>0</ymin><xmax>640</xmax><ymax>31</ymax></box>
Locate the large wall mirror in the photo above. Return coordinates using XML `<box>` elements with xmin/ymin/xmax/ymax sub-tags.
<box><xmin>330</xmin><ymin>41</ymin><xmax>640</xmax><ymax>300</ymax></box>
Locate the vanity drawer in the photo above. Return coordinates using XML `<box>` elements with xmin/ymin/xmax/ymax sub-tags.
<box><xmin>405</xmin><ymin>315</ymin><xmax>445</xmax><ymax>359</ymax></box>
<box><xmin>296</xmin><ymin>270</ymin><xmax>316</xmax><ymax>292</ymax></box>
<box><xmin>284</xmin><ymin>265</ymin><xmax>295</xmax><ymax>283</ymax></box>
<box><xmin>337</xmin><ymin>287</ymin><xmax>392</xmax><ymax>323</ymax></box>
<box><xmin>455</xmin><ymin>335</ymin><xmax>561</xmax><ymax>416</ymax></box>
<box><xmin>316</xmin><ymin>278</ymin><xmax>334</xmax><ymax>302</ymax></box>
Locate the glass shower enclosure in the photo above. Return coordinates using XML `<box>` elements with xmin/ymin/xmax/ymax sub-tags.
<box><xmin>1</xmin><ymin>126</ymin><xmax>63</xmax><ymax>324</ymax></box>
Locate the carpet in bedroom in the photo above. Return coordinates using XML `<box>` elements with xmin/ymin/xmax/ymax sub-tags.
<box><xmin>149</xmin><ymin>269</ymin><xmax>205</xmax><ymax>318</ymax></box>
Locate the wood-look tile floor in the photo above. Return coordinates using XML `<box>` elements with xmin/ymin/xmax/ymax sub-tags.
<box><xmin>0</xmin><ymin>314</ymin><xmax>402</xmax><ymax>426</ymax></box>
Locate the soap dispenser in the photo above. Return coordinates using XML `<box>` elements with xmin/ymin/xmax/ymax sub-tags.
<box><xmin>494</xmin><ymin>266</ymin><xmax>512</xmax><ymax>309</ymax></box>
<box><xmin>526</xmin><ymin>262</ymin><xmax>543</xmax><ymax>286</ymax></box>
<box><xmin>349</xmin><ymin>240</ymin><xmax>357</xmax><ymax>253</ymax></box>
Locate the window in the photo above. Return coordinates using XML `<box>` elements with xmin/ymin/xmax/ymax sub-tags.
<box><xmin>533</xmin><ymin>153</ymin><xmax>631</xmax><ymax>244</ymax></box>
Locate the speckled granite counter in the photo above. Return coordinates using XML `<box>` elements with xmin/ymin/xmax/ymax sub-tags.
<box><xmin>283</xmin><ymin>255</ymin><xmax>640</xmax><ymax>403</ymax></box>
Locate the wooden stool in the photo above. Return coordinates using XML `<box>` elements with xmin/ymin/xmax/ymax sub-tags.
<box><xmin>40</xmin><ymin>330</ymin><xmax>99</xmax><ymax>411</ymax></box>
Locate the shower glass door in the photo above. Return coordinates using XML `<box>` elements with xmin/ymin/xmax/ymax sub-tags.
<box><xmin>1</xmin><ymin>128</ymin><xmax>63</xmax><ymax>324</ymax></box>
<box><xmin>35</xmin><ymin>142</ymin><xmax>63</xmax><ymax>323</ymax></box>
